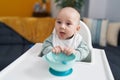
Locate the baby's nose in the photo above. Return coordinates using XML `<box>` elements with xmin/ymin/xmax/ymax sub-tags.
<box><xmin>60</xmin><ymin>24</ymin><xmax>66</xmax><ymax>29</ymax></box>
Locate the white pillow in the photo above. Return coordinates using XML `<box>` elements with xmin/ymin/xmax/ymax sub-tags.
<box><xmin>107</xmin><ymin>22</ymin><xmax>120</xmax><ymax>46</ymax></box>
<box><xmin>83</xmin><ymin>18</ymin><xmax>108</xmax><ymax>47</ymax></box>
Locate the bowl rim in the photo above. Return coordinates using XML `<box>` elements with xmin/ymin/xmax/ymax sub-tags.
<box><xmin>44</xmin><ymin>52</ymin><xmax>76</xmax><ymax>64</ymax></box>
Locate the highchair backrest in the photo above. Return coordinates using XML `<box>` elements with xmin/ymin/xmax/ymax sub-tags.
<box><xmin>79</xmin><ymin>21</ymin><xmax>93</xmax><ymax>62</ymax></box>
<box><xmin>79</xmin><ymin>21</ymin><xmax>92</xmax><ymax>50</ymax></box>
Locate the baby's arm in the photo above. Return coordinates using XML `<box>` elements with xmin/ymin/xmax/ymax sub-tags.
<box><xmin>39</xmin><ymin>35</ymin><xmax>53</xmax><ymax>57</ymax></box>
<box><xmin>74</xmin><ymin>40</ymin><xmax>90</xmax><ymax>61</ymax></box>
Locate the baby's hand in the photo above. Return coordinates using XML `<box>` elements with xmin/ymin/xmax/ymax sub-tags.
<box><xmin>52</xmin><ymin>46</ymin><xmax>64</xmax><ymax>54</ymax></box>
<box><xmin>63</xmin><ymin>47</ymin><xmax>75</xmax><ymax>55</ymax></box>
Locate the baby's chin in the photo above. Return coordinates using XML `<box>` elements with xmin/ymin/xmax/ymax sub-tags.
<box><xmin>58</xmin><ymin>35</ymin><xmax>73</xmax><ymax>40</ymax></box>
<box><xmin>58</xmin><ymin>36</ymin><xmax>66</xmax><ymax>40</ymax></box>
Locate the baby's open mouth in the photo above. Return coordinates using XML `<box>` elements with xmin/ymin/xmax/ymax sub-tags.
<box><xmin>59</xmin><ymin>32</ymin><xmax>66</xmax><ymax>37</ymax></box>
<box><xmin>60</xmin><ymin>32</ymin><xmax>65</xmax><ymax>35</ymax></box>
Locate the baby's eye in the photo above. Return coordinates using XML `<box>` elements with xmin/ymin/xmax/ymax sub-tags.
<box><xmin>66</xmin><ymin>23</ymin><xmax>71</xmax><ymax>26</ymax></box>
<box><xmin>57</xmin><ymin>21</ymin><xmax>61</xmax><ymax>24</ymax></box>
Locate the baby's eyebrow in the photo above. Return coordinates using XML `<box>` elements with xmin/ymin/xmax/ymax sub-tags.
<box><xmin>56</xmin><ymin>17</ymin><xmax>61</xmax><ymax>20</ymax></box>
<box><xmin>67</xmin><ymin>20</ymin><xmax>71</xmax><ymax>22</ymax></box>
<box><xmin>56</xmin><ymin>18</ymin><xmax>61</xmax><ymax>21</ymax></box>
<box><xmin>66</xmin><ymin>20</ymin><xmax>72</xmax><ymax>23</ymax></box>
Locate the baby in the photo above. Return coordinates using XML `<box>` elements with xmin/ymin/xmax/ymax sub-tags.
<box><xmin>39</xmin><ymin>7</ymin><xmax>90</xmax><ymax>61</ymax></box>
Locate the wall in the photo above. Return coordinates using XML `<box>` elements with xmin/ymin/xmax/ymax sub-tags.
<box><xmin>88</xmin><ymin>0</ymin><xmax>120</xmax><ymax>22</ymax></box>
<box><xmin>106</xmin><ymin>0</ymin><xmax>120</xmax><ymax>22</ymax></box>
<box><xmin>50</xmin><ymin>0</ymin><xmax>88</xmax><ymax>18</ymax></box>
<box><xmin>88</xmin><ymin>0</ymin><xmax>107</xmax><ymax>19</ymax></box>
<box><xmin>50</xmin><ymin>0</ymin><xmax>60</xmax><ymax>18</ymax></box>
<box><xmin>0</xmin><ymin>0</ymin><xmax>50</xmax><ymax>17</ymax></box>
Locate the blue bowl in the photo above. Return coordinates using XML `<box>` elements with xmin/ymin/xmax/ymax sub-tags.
<box><xmin>43</xmin><ymin>52</ymin><xmax>76</xmax><ymax>72</ymax></box>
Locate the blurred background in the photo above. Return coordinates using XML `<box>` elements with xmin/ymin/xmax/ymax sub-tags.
<box><xmin>0</xmin><ymin>0</ymin><xmax>120</xmax><ymax>22</ymax></box>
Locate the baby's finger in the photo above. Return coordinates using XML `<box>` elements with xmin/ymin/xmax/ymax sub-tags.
<box><xmin>67</xmin><ymin>48</ymin><xmax>73</xmax><ymax>55</ymax></box>
<box><xmin>59</xmin><ymin>46</ymin><xmax>64</xmax><ymax>52</ymax></box>
<box><xmin>55</xmin><ymin>47</ymin><xmax>61</xmax><ymax>54</ymax></box>
<box><xmin>52</xmin><ymin>48</ymin><xmax>55</xmax><ymax>53</ymax></box>
<box><xmin>52</xmin><ymin>48</ymin><xmax>56</xmax><ymax>53</ymax></box>
<box><xmin>65</xmin><ymin>48</ymin><xmax>73</xmax><ymax>55</ymax></box>
<box><xmin>63</xmin><ymin>47</ymin><xmax>68</xmax><ymax>54</ymax></box>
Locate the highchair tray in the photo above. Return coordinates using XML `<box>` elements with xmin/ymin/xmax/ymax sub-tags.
<box><xmin>0</xmin><ymin>43</ymin><xmax>114</xmax><ymax>80</ymax></box>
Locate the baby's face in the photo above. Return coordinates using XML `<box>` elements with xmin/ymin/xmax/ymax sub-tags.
<box><xmin>55</xmin><ymin>8</ymin><xmax>80</xmax><ymax>40</ymax></box>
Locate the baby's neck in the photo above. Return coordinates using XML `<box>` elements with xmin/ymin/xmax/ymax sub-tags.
<box><xmin>66</xmin><ymin>34</ymin><xmax>74</xmax><ymax>39</ymax></box>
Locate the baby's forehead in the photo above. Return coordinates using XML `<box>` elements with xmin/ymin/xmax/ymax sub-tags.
<box><xmin>60</xmin><ymin>7</ymin><xmax>79</xmax><ymax>14</ymax></box>
<box><xmin>58</xmin><ymin>7</ymin><xmax>80</xmax><ymax>19</ymax></box>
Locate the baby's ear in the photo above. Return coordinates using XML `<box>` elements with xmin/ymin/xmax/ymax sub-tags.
<box><xmin>76</xmin><ymin>25</ymin><xmax>80</xmax><ymax>31</ymax></box>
